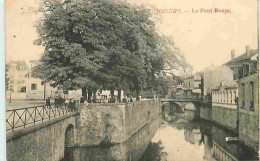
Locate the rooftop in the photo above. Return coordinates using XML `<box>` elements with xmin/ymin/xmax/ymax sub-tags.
<box><xmin>225</xmin><ymin>49</ymin><xmax>258</xmax><ymax>65</ymax></box>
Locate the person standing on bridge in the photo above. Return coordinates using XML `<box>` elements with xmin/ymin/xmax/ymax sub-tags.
<box><xmin>80</xmin><ymin>95</ymin><xmax>85</xmax><ymax>104</ymax></box>
<box><xmin>45</xmin><ymin>97</ymin><xmax>51</xmax><ymax>109</ymax></box>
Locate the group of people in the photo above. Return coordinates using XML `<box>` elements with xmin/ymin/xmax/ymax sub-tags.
<box><xmin>45</xmin><ymin>96</ymin><xmax>75</xmax><ymax>111</ymax></box>
<box><xmin>46</xmin><ymin>95</ymin><xmax>135</xmax><ymax>107</ymax></box>
<box><xmin>79</xmin><ymin>95</ymin><xmax>133</xmax><ymax>104</ymax></box>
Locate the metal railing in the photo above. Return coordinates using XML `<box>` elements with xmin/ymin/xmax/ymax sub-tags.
<box><xmin>6</xmin><ymin>104</ymin><xmax>76</xmax><ymax>132</ymax></box>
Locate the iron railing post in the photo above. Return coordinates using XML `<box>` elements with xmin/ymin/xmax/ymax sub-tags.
<box><xmin>12</xmin><ymin>110</ymin><xmax>15</xmax><ymax>132</ymax></box>
<box><xmin>34</xmin><ymin>107</ymin><xmax>36</xmax><ymax>125</ymax></box>
<box><xmin>24</xmin><ymin>109</ymin><xmax>27</xmax><ymax>128</ymax></box>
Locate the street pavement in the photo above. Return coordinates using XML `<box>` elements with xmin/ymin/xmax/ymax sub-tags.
<box><xmin>6</xmin><ymin>99</ymin><xmax>47</xmax><ymax>110</ymax></box>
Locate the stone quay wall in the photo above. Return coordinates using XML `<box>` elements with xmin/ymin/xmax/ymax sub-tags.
<box><xmin>200</xmin><ymin>105</ymin><xmax>237</xmax><ymax>132</ymax></box>
<box><xmin>239</xmin><ymin>110</ymin><xmax>259</xmax><ymax>149</ymax></box>
<box><xmin>70</xmin><ymin>116</ymin><xmax>161</xmax><ymax>161</ymax></box>
<box><xmin>200</xmin><ymin>107</ymin><xmax>212</xmax><ymax>121</ymax></box>
<box><xmin>6</xmin><ymin>114</ymin><xmax>76</xmax><ymax>161</ymax></box>
<box><xmin>6</xmin><ymin>100</ymin><xmax>161</xmax><ymax>161</ymax></box>
<box><xmin>75</xmin><ymin>99</ymin><xmax>161</xmax><ymax>146</ymax></box>
<box><xmin>212</xmin><ymin>106</ymin><xmax>237</xmax><ymax>131</ymax></box>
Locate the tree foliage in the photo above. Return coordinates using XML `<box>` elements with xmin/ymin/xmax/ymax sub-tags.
<box><xmin>35</xmin><ymin>0</ymin><xmax>163</xmax><ymax>100</ymax></box>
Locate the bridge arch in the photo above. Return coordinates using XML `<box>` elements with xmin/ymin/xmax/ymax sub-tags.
<box><xmin>184</xmin><ymin>103</ymin><xmax>196</xmax><ymax>111</ymax></box>
<box><xmin>63</xmin><ymin>124</ymin><xmax>75</xmax><ymax>161</ymax></box>
<box><xmin>65</xmin><ymin>124</ymin><xmax>75</xmax><ymax>147</ymax></box>
<box><xmin>171</xmin><ymin>102</ymin><xmax>184</xmax><ymax>113</ymax></box>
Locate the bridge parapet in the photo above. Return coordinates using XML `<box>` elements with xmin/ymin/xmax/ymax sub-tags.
<box><xmin>6</xmin><ymin>99</ymin><xmax>161</xmax><ymax>161</ymax></box>
<box><xmin>6</xmin><ymin>103</ymin><xmax>77</xmax><ymax>132</ymax></box>
<box><xmin>161</xmin><ymin>98</ymin><xmax>202</xmax><ymax>102</ymax></box>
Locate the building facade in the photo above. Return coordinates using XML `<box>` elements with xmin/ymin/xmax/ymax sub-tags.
<box><xmin>237</xmin><ymin>58</ymin><xmax>258</xmax><ymax>148</ymax></box>
<box><xmin>224</xmin><ymin>46</ymin><xmax>258</xmax><ymax>80</ymax></box>
<box><xmin>211</xmin><ymin>81</ymin><xmax>238</xmax><ymax>130</ymax></box>
<box><xmin>5</xmin><ymin>61</ymin><xmax>81</xmax><ymax>100</ymax></box>
<box><xmin>183</xmin><ymin>74</ymin><xmax>202</xmax><ymax>98</ymax></box>
<box><xmin>5</xmin><ymin>61</ymin><xmax>49</xmax><ymax>100</ymax></box>
<box><xmin>203</xmin><ymin>66</ymin><xmax>234</xmax><ymax>102</ymax></box>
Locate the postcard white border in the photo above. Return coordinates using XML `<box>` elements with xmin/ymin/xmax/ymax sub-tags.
<box><xmin>0</xmin><ymin>0</ymin><xmax>6</xmax><ymax>160</ymax></box>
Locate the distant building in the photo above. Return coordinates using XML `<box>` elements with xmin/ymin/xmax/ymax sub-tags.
<box><xmin>183</xmin><ymin>74</ymin><xmax>202</xmax><ymax>98</ymax></box>
<box><xmin>237</xmin><ymin>57</ymin><xmax>258</xmax><ymax>148</ymax></box>
<box><xmin>224</xmin><ymin>46</ymin><xmax>258</xmax><ymax>80</ymax></box>
<box><xmin>184</xmin><ymin>74</ymin><xmax>202</xmax><ymax>89</ymax></box>
<box><xmin>172</xmin><ymin>83</ymin><xmax>185</xmax><ymax>98</ymax></box>
<box><xmin>203</xmin><ymin>66</ymin><xmax>234</xmax><ymax>101</ymax></box>
<box><xmin>5</xmin><ymin>61</ymin><xmax>81</xmax><ymax>100</ymax></box>
<box><xmin>5</xmin><ymin>61</ymin><xmax>49</xmax><ymax>100</ymax></box>
<box><xmin>212</xmin><ymin>81</ymin><xmax>238</xmax><ymax>107</ymax></box>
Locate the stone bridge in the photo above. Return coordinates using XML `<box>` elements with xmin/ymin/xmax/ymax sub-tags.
<box><xmin>160</xmin><ymin>98</ymin><xmax>202</xmax><ymax>119</ymax></box>
<box><xmin>6</xmin><ymin>99</ymin><xmax>162</xmax><ymax>161</ymax></box>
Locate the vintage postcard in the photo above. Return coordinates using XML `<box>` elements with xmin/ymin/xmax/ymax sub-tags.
<box><xmin>3</xmin><ymin>0</ymin><xmax>259</xmax><ymax>161</ymax></box>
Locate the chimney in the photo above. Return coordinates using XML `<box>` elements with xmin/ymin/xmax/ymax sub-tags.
<box><xmin>246</xmin><ymin>45</ymin><xmax>250</xmax><ymax>56</ymax></box>
<box><xmin>231</xmin><ymin>49</ymin><xmax>236</xmax><ymax>60</ymax></box>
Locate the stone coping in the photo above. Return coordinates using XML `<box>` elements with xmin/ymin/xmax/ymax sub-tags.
<box><xmin>6</xmin><ymin>112</ymin><xmax>76</xmax><ymax>141</ymax></box>
<box><xmin>212</xmin><ymin>105</ymin><xmax>237</xmax><ymax>110</ymax></box>
<box><xmin>79</xmin><ymin>99</ymin><xmax>159</xmax><ymax>107</ymax></box>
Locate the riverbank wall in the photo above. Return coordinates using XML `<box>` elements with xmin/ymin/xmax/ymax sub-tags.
<box><xmin>65</xmin><ymin>116</ymin><xmax>161</xmax><ymax>161</ymax></box>
<box><xmin>239</xmin><ymin>109</ymin><xmax>259</xmax><ymax>149</ymax></box>
<box><xmin>200</xmin><ymin>106</ymin><xmax>212</xmax><ymax>121</ymax></box>
<box><xmin>6</xmin><ymin>113</ymin><xmax>76</xmax><ymax>161</ymax></box>
<box><xmin>212</xmin><ymin>105</ymin><xmax>237</xmax><ymax>131</ymax></box>
<box><xmin>75</xmin><ymin>99</ymin><xmax>161</xmax><ymax>146</ymax></box>
<box><xmin>200</xmin><ymin>105</ymin><xmax>237</xmax><ymax>132</ymax></box>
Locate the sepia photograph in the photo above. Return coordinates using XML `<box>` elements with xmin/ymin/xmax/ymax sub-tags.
<box><xmin>3</xmin><ymin>0</ymin><xmax>259</xmax><ymax>160</ymax></box>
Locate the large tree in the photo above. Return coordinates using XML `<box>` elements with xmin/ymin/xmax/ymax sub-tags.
<box><xmin>35</xmin><ymin>0</ymin><xmax>163</xmax><ymax>101</ymax></box>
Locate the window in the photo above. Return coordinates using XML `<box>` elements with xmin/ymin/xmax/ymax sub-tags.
<box><xmin>238</xmin><ymin>67</ymin><xmax>243</xmax><ymax>78</ymax></box>
<box><xmin>250</xmin><ymin>82</ymin><xmax>254</xmax><ymax>111</ymax></box>
<box><xmin>241</xmin><ymin>83</ymin><xmax>245</xmax><ymax>108</ymax></box>
<box><xmin>226</xmin><ymin>92</ymin><xmax>228</xmax><ymax>103</ymax></box>
<box><xmin>243</xmin><ymin>64</ymin><xmax>249</xmax><ymax>76</ymax></box>
<box><xmin>230</xmin><ymin>92</ymin><xmax>232</xmax><ymax>104</ymax></box>
<box><xmin>223</xmin><ymin>92</ymin><xmax>225</xmax><ymax>103</ymax></box>
<box><xmin>19</xmin><ymin>86</ymin><xmax>26</xmax><ymax>92</ymax></box>
<box><xmin>31</xmin><ymin>83</ymin><xmax>37</xmax><ymax>90</ymax></box>
<box><xmin>250</xmin><ymin>61</ymin><xmax>258</xmax><ymax>74</ymax></box>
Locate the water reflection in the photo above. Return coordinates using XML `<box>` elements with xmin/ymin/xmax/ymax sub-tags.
<box><xmin>63</xmin><ymin>115</ymin><xmax>258</xmax><ymax>161</ymax></box>
<box><xmin>140</xmin><ymin>120</ymin><xmax>258</xmax><ymax>161</ymax></box>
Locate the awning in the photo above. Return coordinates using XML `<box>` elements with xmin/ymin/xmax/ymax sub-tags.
<box><xmin>192</xmin><ymin>89</ymin><xmax>201</xmax><ymax>94</ymax></box>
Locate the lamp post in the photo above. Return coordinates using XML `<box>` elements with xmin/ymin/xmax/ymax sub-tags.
<box><xmin>42</xmin><ymin>79</ymin><xmax>46</xmax><ymax>101</ymax></box>
<box><xmin>9</xmin><ymin>86</ymin><xmax>13</xmax><ymax>103</ymax></box>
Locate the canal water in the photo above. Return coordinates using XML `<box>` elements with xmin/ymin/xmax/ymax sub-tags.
<box><xmin>63</xmin><ymin>112</ymin><xmax>259</xmax><ymax>161</ymax></box>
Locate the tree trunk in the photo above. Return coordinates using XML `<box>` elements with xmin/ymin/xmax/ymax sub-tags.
<box><xmin>87</xmin><ymin>89</ymin><xmax>93</xmax><ymax>103</ymax></box>
<box><xmin>82</xmin><ymin>87</ymin><xmax>87</xmax><ymax>100</ymax></box>
<box><xmin>117</xmin><ymin>89</ymin><xmax>121</xmax><ymax>103</ymax></box>
<box><xmin>136</xmin><ymin>88</ymin><xmax>140</xmax><ymax>101</ymax></box>
<box><xmin>93</xmin><ymin>89</ymin><xmax>97</xmax><ymax>102</ymax></box>
<box><xmin>110</xmin><ymin>89</ymin><xmax>114</xmax><ymax>103</ymax></box>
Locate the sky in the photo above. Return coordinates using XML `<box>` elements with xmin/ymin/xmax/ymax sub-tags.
<box><xmin>5</xmin><ymin>0</ymin><xmax>258</xmax><ymax>72</ymax></box>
